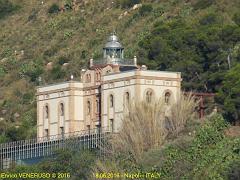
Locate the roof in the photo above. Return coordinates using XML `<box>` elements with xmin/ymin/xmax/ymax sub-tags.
<box><xmin>104</xmin><ymin>34</ymin><xmax>123</xmax><ymax>49</ymax></box>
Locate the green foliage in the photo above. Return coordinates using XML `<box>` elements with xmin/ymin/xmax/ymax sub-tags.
<box><xmin>19</xmin><ymin>61</ymin><xmax>44</xmax><ymax>82</ymax></box>
<box><xmin>48</xmin><ymin>3</ymin><xmax>59</xmax><ymax>14</ymax></box>
<box><xmin>50</xmin><ymin>65</ymin><xmax>66</xmax><ymax>80</ymax></box>
<box><xmin>233</xmin><ymin>12</ymin><xmax>240</xmax><ymax>26</ymax></box>
<box><xmin>0</xmin><ymin>135</ymin><xmax>9</xmax><ymax>143</ymax></box>
<box><xmin>199</xmin><ymin>13</ymin><xmax>219</xmax><ymax>25</ymax></box>
<box><xmin>0</xmin><ymin>66</ymin><xmax>6</xmax><ymax>77</ymax></box>
<box><xmin>0</xmin><ymin>0</ymin><xmax>19</xmax><ymax>19</ymax></box>
<box><xmin>150</xmin><ymin>114</ymin><xmax>239</xmax><ymax>179</ymax></box>
<box><xmin>138</xmin><ymin>15</ymin><xmax>240</xmax><ymax>97</ymax></box>
<box><xmin>216</xmin><ymin>64</ymin><xmax>240</xmax><ymax>123</ymax></box>
<box><xmin>193</xmin><ymin>114</ymin><xmax>229</xmax><ymax>146</ymax></box>
<box><xmin>192</xmin><ymin>0</ymin><xmax>215</xmax><ymax>10</ymax></box>
<box><xmin>5</xmin><ymin>126</ymin><xmax>28</xmax><ymax>141</ymax></box>
<box><xmin>7</xmin><ymin>150</ymin><xmax>96</xmax><ymax>180</ymax></box>
<box><xmin>226</xmin><ymin>160</ymin><xmax>240</xmax><ymax>179</ymax></box>
<box><xmin>139</xmin><ymin>4</ymin><xmax>153</xmax><ymax>16</ymax></box>
<box><xmin>63</xmin><ymin>30</ymin><xmax>73</xmax><ymax>39</ymax></box>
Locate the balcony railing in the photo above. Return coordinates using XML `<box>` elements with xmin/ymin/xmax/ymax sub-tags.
<box><xmin>92</xmin><ymin>58</ymin><xmax>136</xmax><ymax>66</ymax></box>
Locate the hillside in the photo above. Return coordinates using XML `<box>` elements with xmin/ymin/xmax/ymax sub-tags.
<box><xmin>0</xmin><ymin>0</ymin><xmax>240</xmax><ymax>142</ymax></box>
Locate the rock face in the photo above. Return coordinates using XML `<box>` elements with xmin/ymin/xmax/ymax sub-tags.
<box><xmin>132</xmin><ymin>3</ymin><xmax>142</xmax><ymax>10</ymax></box>
<box><xmin>46</xmin><ymin>62</ymin><xmax>53</xmax><ymax>70</ymax></box>
<box><xmin>14</xmin><ymin>112</ymin><xmax>20</xmax><ymax>118</ymax></box>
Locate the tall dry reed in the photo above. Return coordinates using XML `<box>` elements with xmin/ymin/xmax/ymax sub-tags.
<box><xmin>92</xmin><ymin>92</ymin><xmax>198</xmax><ymax>179</ymax></box>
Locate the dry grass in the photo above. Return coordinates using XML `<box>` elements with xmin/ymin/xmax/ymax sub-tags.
<box><xmin>111</xmin><ymin>92</ymin><xmax>197</xmax><ymax>162</ymax></box>
<box><xmin>91</xmin><ymin>92</ymin><xmax>198</xmax><ymax>178</ymax></box>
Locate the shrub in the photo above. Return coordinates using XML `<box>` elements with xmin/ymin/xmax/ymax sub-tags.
<box><xmin>0</xmin><ymin>0</ymin><xmax>19</xmax><ymax>19</ymax></box>
<box><xmin>199</xmin><ymin>13</ymin><xmax>218</xmax><ymax>25</ymax></box>
<box><xmin>58</xmin><ymin>56</ymin><xmax>69</xmax><ymax>65</ymax></box>
<box><xmin>226</xmin><ymin>161</ymin><xmax>240</xmax><ymax>180</ymax></box>
<box><xmin>102</xmin><ymin>93</ymin><xmax>197</xmax><ymax>163</ymax></box>
<box><xmin>193</xmin><ymin>0</ymin><xmax>215</xmax><ymax>10</ymax></box>
<box><xmin>233</xmin><ymin>12</ymin><xmax>240</xmax><ymax>26</ymax></box>
<box><xmin>51</xmin><ymin>65</ymin><xmax>66</xmax><ymax>80</ymax></box>
<box><xmin>48</xmin><ymin>3</ymin><xmax>59</xmax><ymax>14</ymax></box>
<box><xmin>19</xmin><ymin>62</ymin><xmax>44</xmax><ymax>82</ymax></box>
<box><xmin>139</xmin><ymin>4</ymin><xmax>153</xmax><ymax>16</ymax></box>
<box><xmin>0</xmin><ymin>66</ymin><xmax>6</xmax><ymax>77</ymax></box>
<box><xmin>117</xmin><ymin>0</ymin><xmax>141</xmax><ymax>9</ymax></box>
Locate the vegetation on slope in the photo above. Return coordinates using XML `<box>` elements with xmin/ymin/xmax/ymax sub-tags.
<box><xmin>4</xmin><ymin>98</ymin><xmax>240</xmax><ymax>180</ymax></box>
<box><xmin>0</xmin><ymin>0</ymin><xmax>239</xmax><ymax>141</ymax></box>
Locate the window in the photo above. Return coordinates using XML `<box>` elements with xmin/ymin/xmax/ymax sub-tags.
<box><xmin>96</xmin><ymin>72</ymin><xmax>101</xmax><ymax>81</ymax></box>
<box><xmin>87</xmin><ymin>101</ymin><xmax>91</xmax><ymax>115</ymax></box>
<box><xmin>125</xmin><ymin>92</ymin><xmax>130</xmax><ymax>104</ymax></box>
<box><xmin>146</xmin><ymin>90</ymin><xmax>153</xmax><ymax>103</ymax></box>
<box><xmin>96</xmin><ymin>100</ymin><xmax>100</xmax><ymax>113</ymax></box>
<box><xmin>89</xmin><ymin>74</ymin><xmax>91</xmax><ymax>82</ymax></box>
<box><xmin>45</xmin><ymin>105</ymin><xmax>49</xmax><ymax>119</ymax></box>
<box><xmin>60</xmin><ymin>127</ymin><xmax>64</xmax><ymax>138</ymax></box>
<box><xmin>86</xmin><ymin>74</ymin><xmax>91</xmax><ymax>82</ymax></box>
<box><xmin>110</xmin><ymin>119</ymin><xmax>114</xmax><ymax>132</ymax></box>
<box><xmin>96</xmin><ymin>125</ymin><xmax>101</xmax><ymax>134</ymax></box>
<box><xmin>60</xmin><ymin>103</ymin><xmax>64</xmax><ymax>116</ymax></box>
<box><xmin>110</xmin><ymin>94</ymin><xmax>114</xmax><ymax>107</ymax></box>
<box><xmin>87</xmin><ymin>125</ymin><xmax>90</xmax><ymax>135</ymax></box>
<box><xmin>45</xmin><ymin>129</ymin><xmax>49</xmax><ymax>138</ymax></box>
<box><xmin>165</xmin><ymin>92</ymin><xmax>171</xmax><ymax>104</ymax></box>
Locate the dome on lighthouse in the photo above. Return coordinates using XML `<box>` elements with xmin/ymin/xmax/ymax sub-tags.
<box><xmin>104</xmin><ymin>34</ymin><xmax>123</xmax><ymax>49</ymax></box>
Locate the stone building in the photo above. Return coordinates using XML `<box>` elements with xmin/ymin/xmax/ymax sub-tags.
<box><xmin>36</xmin><ymin>34</ymin><xmax>182</xmax><ymax>138</ymax></box>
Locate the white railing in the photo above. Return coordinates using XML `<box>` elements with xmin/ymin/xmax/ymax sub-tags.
<box><xmin>0</xmin><ymin>127</ymin><xmax>111</xmax><ymax>170</ymax></box>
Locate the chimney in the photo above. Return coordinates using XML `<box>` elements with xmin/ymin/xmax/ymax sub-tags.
<box><xmin>134</xmin><ymin>55</ymin><xmax>137</xmax><ymax>66</ymax></box>
<box><xmin>90</xmin><ymin>58</ymin><xmax>93</xmax><ymax>67</ymax></box>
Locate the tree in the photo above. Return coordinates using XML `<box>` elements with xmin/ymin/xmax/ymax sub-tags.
<box><xmin>216</xmin><ymin>64</ymin><xmax>240</xmax><ymax>124</ymax></box>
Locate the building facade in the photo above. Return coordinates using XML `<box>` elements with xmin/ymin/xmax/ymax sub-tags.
<box><xmin>36</xmin><ymin>34</ymin><xmax>182</xmax><ymax>138</ymax></box>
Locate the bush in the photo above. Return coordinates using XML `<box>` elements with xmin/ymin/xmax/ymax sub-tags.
<box><xmin>0</xmin><ymin>0</ymin><xmax>19</xmax><ymax>19</ymax></box>
<box><xmin>48</xmin><ymin>3</ymin><xmax>59</xmax><ymax>14</ymax></box>
<box><xmin>193</xmin><ymin>0</ymin><xmax>215</xmax><ymax>10</ymax></box>
<box><xmin>19</xmin><ymin>61</ymin><xmax>44</xmax><ymax>82</ymax></box>
<box><xmin>58</xmin><ymin>56</ymin><xmax>69</xmax><ymax>65</ymax></box>
<box><xmin>139</xmin><ymin>4</ymin><xmax>153</xmax><ymax>16</ymax></box>
<box><xmin>226</xmin><ymin>161</ymin><xmax>240</xmax><ymax>180</ymax></box>
<box><xmin>199</xmin><ymin>13</ymin><xmax>218</xmax><ymax>25</ymax></box>
<box><xmin>117</xmin><ymin>0</ymin><xmax>141</xmax><ymax>9</ymax></box>
<box><xmin>0</xmin><ymin>66</ymin><xmax>6</xmax><ymax>77</ymax></box>
<box><xmin>233</xmin><ymin>12</ymin><xmax>240</xmax><ymax>26</ymax></box>
<box><xmin>51</xmin><ymin>65</ymin><xmax>66</xmax><ymax>80</ymax></box>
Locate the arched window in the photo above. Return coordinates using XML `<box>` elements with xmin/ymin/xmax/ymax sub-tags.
<box><xmin>45</xmin><ymin>105</ymin><xmax>49</xmax><ymax>119</ymax></box>
<box><xmin>87</xmin><ymin>101</ymin><xmax>91</xmax><ymax>115</ymax></box>
<box><xmin>110</xmin><ymin>119</ymin><xmax>114</xmax><ymax>132</ymax></box>
<box><xmin>86</xmin><ymin>74</ymin><xmax>91</xmax><ymax>82</ymax></box>
<box><xmin>96</xmin><ymin>100</ymin><xmax>100</xmax><ymax>113</ymax></box>
<box><xmin>146</xmin><ymin>90</ymin><xmax>153</xmax><ymax>103</ymax></box>
<box><xmin>125</xmin><ymin>92</ymin><xmax>130</xmax><ymax>104</ymax></box>
<box><xmin>89</xmin><ymin>74</ymin><xmax>91</xmax><ymax>82</ymax></box>
<box><xmin>98</xmin><ymin>72</ymin><xmax>101</xmax><ymax>81</ymax></box>
<box><xmin>110</xmin><ymin>94</ymin><xmax>114</xmax><ymax>107</ymax></box>
<box><xmin>60</xmin><ymin>103</ymin><xmax>64</xmax><ymax>116</ymax></box>
<box><xmin>165</xmin><ymin>92</ymin><xmax>171</xmax><ymax>104</ymax></box>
